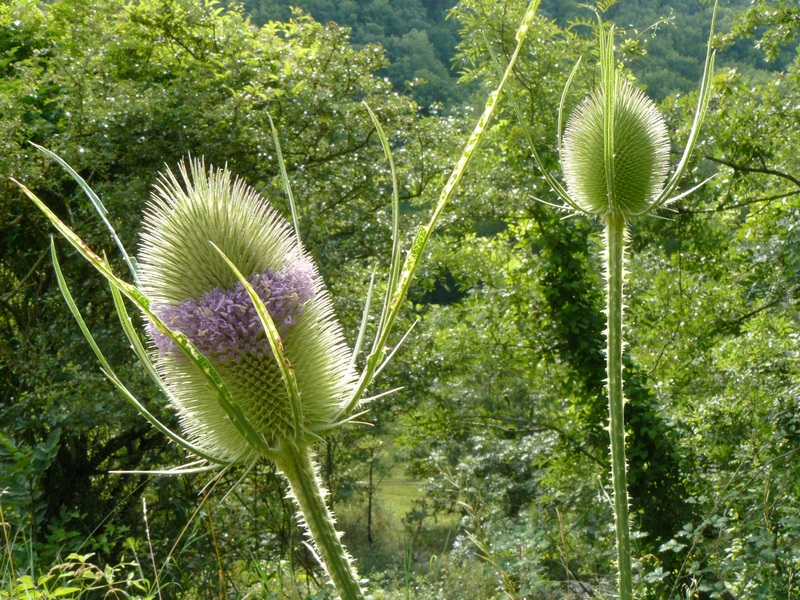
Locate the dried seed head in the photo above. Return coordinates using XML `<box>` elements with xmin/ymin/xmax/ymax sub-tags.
<box><xmin>562</xmin><ymin>75</ymin><xmax>670</xmax><ymax>218</ymax></box>
<box><xmin>138</xmin><ymin>159</ymin><xmax>357</xmax><ymax>462</ymax></box>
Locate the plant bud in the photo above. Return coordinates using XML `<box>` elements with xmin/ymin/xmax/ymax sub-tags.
<box><xmin>561</xmin><ymin>75</ymin><xmax>670</xmax><ymax>218</ymax></box>
<box><xmin>138</xmin><ymin>159</ymin><xmax>357</xmax><ymax>462</ymax></box>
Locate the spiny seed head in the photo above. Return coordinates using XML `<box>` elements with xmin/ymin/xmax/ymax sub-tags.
<box><xmin>562</xmin><ymin>74</ymin><xmax>671</xmax><ymax>218</ymax></box>
<box><xmin>138</xmin><ymin>159</ymin><xmax>357</xmax><ymax>462</ymax></box>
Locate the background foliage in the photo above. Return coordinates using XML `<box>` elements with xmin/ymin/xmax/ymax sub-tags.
<box><xmin>1</xmin><ymin>0</ymin><xmax>798</xmax><ymax>598</ymax></box>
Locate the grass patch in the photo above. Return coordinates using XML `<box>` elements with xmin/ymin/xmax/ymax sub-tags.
<box><xmin>330</xmin><ymin>443</ymin><xmax>454</xmax><ymax>575</ymax></box>
<box><xmin>376</xmin><ymin>479</ymin><xmax>424</xmax><ymax>520</ymax></box>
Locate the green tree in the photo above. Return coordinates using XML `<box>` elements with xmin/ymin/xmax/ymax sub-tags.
<box><xmin>240</xmin><ymin>0</ymin><xmax>470</xmax><ymax>107</ymax></box>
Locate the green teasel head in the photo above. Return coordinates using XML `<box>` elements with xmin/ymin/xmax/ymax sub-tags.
<box><xmin>138</xmin><ymin>159</ymin><xmax>358</xmax><ymax>463</ymax></box>
<box><xmin>520</xmin><ymin>9</ymin><xmax>716</xmax><ymax>222</ymax></box>
<box><xmin>561</xmin><ymin>71</ymin><xmax>670</xmax><ymax>218</ymax></box>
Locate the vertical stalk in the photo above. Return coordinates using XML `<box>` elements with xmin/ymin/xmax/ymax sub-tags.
<box><xmin>605</xmin><ymin>212</ymin><xmax>633</xmax><ymax>599</ymax></box>
<box><xmin>274</xmin><ymin>444</ymin><xmax>364</xmax><ymax>600</ymax></box>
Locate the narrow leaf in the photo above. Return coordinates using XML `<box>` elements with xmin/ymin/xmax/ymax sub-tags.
<box><xmin>655</xmin><ymin>0</ymin><xmax>718</xmax><ymax>208</ymax></box>
<box><xmin>31</xmin><ymin>143</ymin><xmax>139</xmax><ymax>284</ymax></box>
<box><xmin>267</xmin><ymin>113</ymin><xmax>302</xmax><ymax>243</ymax></box>
<box><xmin>51</xmin><ymin>240</ymin><xmax>229</xmax><ymax>465</ymax></box>
<box><xmin>350</xmin><ymin>270</ymin><xmax>376</xmax><ymax>368</ymax></box>
<box><xmin>364</xmin><ymin>103</ymin><xmax>402</xmax><ymax>351</ymax></box>
<box><xmin>15</xmin><ymin>180</ymin><xmax>146</xmax><ymax>305</ymax></box>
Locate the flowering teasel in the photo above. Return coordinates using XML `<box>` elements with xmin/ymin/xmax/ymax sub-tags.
<box><xmin>515</xmin><ymin>7</ymin><xmax>717</xmax><ymax>600</ymax></box>
<box><xmin>19</xmin><ymin>153</ymin><xmax>369</xmax><ymax>599</ymax></box>
<box><xmin>138</xmin><ymin>160</ymin><xmax>358</xmax><ymax>463</ymax></box>
<box><xmin>17</xmin><ymin>4</ymin><xmax>542</xmax><ymax>596</ymax></box>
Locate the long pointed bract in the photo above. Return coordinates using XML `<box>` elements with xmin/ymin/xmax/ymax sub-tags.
<box><xmin>31</xmin><ymin>143</ymin><xmax>140</xmax><ymax>284</ymax></box>
<box><xmin>652</xmin><ymin>0</ymin><xmax>718</xmax><ymax>211</ymax></box>
<box><xmin>268</xmin><ymin>114</ymin><xmax>302</xmax><ymax>243</ymax></box>
<box><xmin>211</xmin><ymin>242</ymin><xmax>304</xmax><ymax>449</ymax></box>
<box><xmin>337</xmin><ymin>0</ymin><xmax>542</xmax><ymax>422</ymax></box>
<box><xmin>52</xmin><ymin>241</ymin><xmax>228</xmax><ymax>465</ymax></box>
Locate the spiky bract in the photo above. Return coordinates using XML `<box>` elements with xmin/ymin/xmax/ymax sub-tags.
<box><xmin>138</xmin><ymin>159</ymin><xmax>357</xmax><ymax>462</ymax></box>
<box><xmin>562</xmin><ymin>75</ymin><xmax>670</xmax><ymax>218</ymax></box>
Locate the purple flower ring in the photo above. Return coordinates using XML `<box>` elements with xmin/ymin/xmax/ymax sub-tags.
<box><xmin>149</xmin><ymin>264</ymin><xmax>316</xmax><ymax>362</ymax></box>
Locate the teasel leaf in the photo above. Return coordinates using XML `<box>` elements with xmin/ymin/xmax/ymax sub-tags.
<box><xmin>30</xmin><ymin>143</ymin><xmax>140</xmax><ymax>284</ymax></box>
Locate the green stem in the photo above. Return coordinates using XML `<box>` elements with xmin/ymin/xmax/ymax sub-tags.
<box><xmin>274</xmin><ymin>444</ymin><xmax>364</xmax><ymax>600</ymax></box>
<box><xmin>605</xmin><ymin>212</ymin><xmax>633</xmax><ymax>599</ymax></box>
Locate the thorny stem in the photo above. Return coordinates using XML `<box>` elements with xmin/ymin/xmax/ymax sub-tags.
<box><xmin>605</xmin><ymin>212</ymin><xmax>633</xmax><ymax>599</ymax></box>
<box><xmin>274</xmin><ymin>444</ymin><xmax>364</xmax><ymax>600</ymax></box>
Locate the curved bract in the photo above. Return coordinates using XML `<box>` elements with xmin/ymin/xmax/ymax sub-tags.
<box><xmin>138</xmin><ymin>160</ymin><xmax>358</xmax><ymax>462</ymax></box>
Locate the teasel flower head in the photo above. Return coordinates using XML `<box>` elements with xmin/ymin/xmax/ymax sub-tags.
<box><xmin>524</xmin><ymin>13</ymin><xmax>716</xmax><ymax>223</ymax></box>
<box><xmin>561</xmin><ymin>73</ymin><xmax>670</xmax><ymax>218</ymax></box>
<box><xmin>138</xmin><ymin>159</ymin><xmax>358</xmax><ymax>463</ymax></box>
